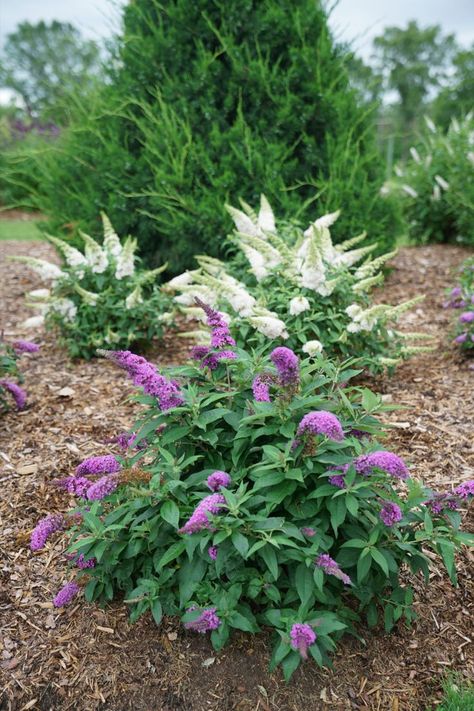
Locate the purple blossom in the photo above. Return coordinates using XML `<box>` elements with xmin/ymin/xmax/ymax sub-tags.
<box><xmin>208</xmin><ymin>546</ymin><xmax>218</xmax><ymax>560</ymax></box>
<box><xmin>207</xmin><ymin>471</ymin><xmax>231</xmax><ymax>491</ymax></box>
<box><xmin>76</xmin><ymin>455</ymin><xmax>121</xmax><ymax>477</ymax></box>
<box><xmin>55</xmin><ymin>476</ymin><xmax>91</xmax><ymax>497</ymax></box>
<box><xmin>355</xmin><ymin>451</ymin><xmax>409</xmax><ymax>480</ymax></box>
<box><xmin>0</xmin><ymin>380</ymin><xmax>27</xmax><ymax>409</ymax></box>
<box><xmin>100</xmin><ymin>350</ymin><xmax>183</xmax><ymax>411</ymax></box>
<box><xmin>424</xmin><ymin>492</ymin><xmax>459</xmax><ymax>515</ymax></box>
<box><xmin>13</xmin><ymin>340</ymin><xmax>40</xmax><ymax>354</ymax></box>
<box><xmin>86</xmin><ymin>475</ymin><xmax>119</xmax><ymax>501</ymax></box>
<box><xmin>296</xmin><ymin>411</ymin><xmax>344</xmax><ymax>442</ymax></box>
<box><xmin>290</xmin><ymin>623</ymin><xmax>317</xmax><ymax>659</ymax></box>
<box><xmin>184</xmin><ymin>606</ymin><xmax>221</xmax><ymax>633</ymax></box>
<box><xmin>115</xmin><ymin>432</ymin><xmax>138</xmax><ymax>450</ymax></box>
<box><xmin>349</xmin><ymin>428</ymin><xmax>369</xmax><ymax>440</ymax></box>
<box><xmin>53</xmin><ymin>581</ymin><xmax>80</xmax><ymax>608</ymax></box>
<box><xmin>178</xmin><ymin>494</ymin><xmax>226</xmax><ymax>534</ymax></box>
<box><xmin>30</xmin><ymin>514</ymin><xmax>64</xmax><ymax>551</ymax></box>
<box><xmin>252</xmin><ymin>374</ymin><xmax>271</xmax><ymax>402</ymax></box>
<box><xmin>270</xmin><ymin>347</ymin><xmax>299</xmax><ymax>386</ymax></box>
<box><xmin>76</xmin><ymin>554</ymin><xmax>96</xmax><ymax>569</ymax></box>
<box><xmin>459</xmin><ymin>311</ymin><xmax>474</xmax><ymax>323</ymax></box>
<box><xmin>455</xmin><ymin>333</ymin><xmax>468</xmax><ymax>344</ymax></box>
<box><xmin>450</xmin><ymin>287</ymin><xmax>462</xmax><ymax>297</ymax></box>
<box><xmin>316</xmin><ymin>553</ymin><xmax>351</xmax><ymax>585</ymax></box>
<box><xmin>195</xmin><ymin>298</ymin><xmax>236</xmax><ymax>349</ymax></box>
<box><xmin>379</xmin><ymin>501</ymin><xmax>403</xmax><ymax>527</ymax></box>
<box><xmin>329</xmin><ymin>474</ymin><xmax>347</xmax><ymax>489</ymax></box>
<box><xmin>191</xmin><ymin>346</ymin><xmax>236</xmax><ymax>371</ymax></box>
<box><xmin>301</xmin><ymin>527</ymin><xmax>317</xmax><ymax>537</ymax></box>
<box><xmin>454</xmin><ymin>480</ymin><xmax>474</xmax><ymax>499</ymax></box>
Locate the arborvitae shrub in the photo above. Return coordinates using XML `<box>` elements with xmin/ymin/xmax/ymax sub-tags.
<box><xmin>2</xmin><ymin>0</ymin><xmax>401</xmax><ymax>271</ymax></box>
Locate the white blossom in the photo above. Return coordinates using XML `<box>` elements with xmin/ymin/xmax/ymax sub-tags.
<box><xmin>125</xmin><ymin>285</ymin><xmax>143</xmax><ymax>310</ymax></box>
<box><xmin>22</xmin><ymin>315</ymin><xmax>45</xmax><ymax>329</ymax></box>
<box><xmin>258</xmin><ymin>194</ymin><xmax>276</xmax><ymax>232</ymax></box>
<box><xmin>81</xmin><ymin>232</ymin><xmax>108</xmax><ymax>273</ymax></box>
<box><xmin>432</xmin><ymin>184</ymin><xmax>441</xmax><ymax>201</ymax></box>
<box><xmin>166</xmin><ymin>272</ymin><xmax>194</xmax><ymax>289</ymax></box>
<box><xmin>249</xmin><ymin>315</ymin><xmax>288</xmax><ymax>339</ymax></box>
<box><xmin>409</xmin><ymin>147</ymin><xmax>421</xmax><ymax>164</ymax></box>
<box><xmin>434</xmin><ymin>174</ymin><xmax>449</xmax><ymax>191</ymax></box>
<box><xmin>101</xmin><ymin>213</ymin><xmax>122</xmax><ymax>257</ymax></box>
<box><xmin>401</xmin><ymin>184</ymin><xmax>418</xmax><ymax>199</ymax></box>
<box><xmin>302</xmin><ymin>340</ymin><xmax>323</xmax><ymax>356</ymax></box>
<box><xmin>49</xmin><ymin>298</ymin><xmax>77</xmax><ymax>322</ymax></box>
<box><xmin>226</xmin><ymin>204</ymin><xmax>262</xmax><ymax>237</ymax></box>
<box><xmin>174</xmin><ymin>285</ymin><xmax>217</xmax><ymax>307</ymax></box>
<box><xmin>424</xmin><ymin>116</ymin><xmax>436</xmax><ymax>133</ymax></box>
<box><xmin>28</xmin><ymin>288</ymin><xmax>51</xmax><ymax>300</ymax></box>
<box><xmin>239</xmin><ymin>243</ymin><xmax>268</xmax><ymax>281</ymax></box>
<box><xmin>115</xmin><ymin>237</ymin><xmax>136</xmax><ymax>279</ymax></box>
<box><xmin>289</xmin><ymin>296</ymin><xmax>310</xmax><ymax>315</ymax></box>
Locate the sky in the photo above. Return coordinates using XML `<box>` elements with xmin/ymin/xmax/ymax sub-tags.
<box><xmin>0</xmin><ymin>0</ymin><xmax>473</xmax><ymax>102</ymax></box>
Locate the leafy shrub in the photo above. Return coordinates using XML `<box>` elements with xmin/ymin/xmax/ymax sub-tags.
<box><xmin>444</xmin><ymin>257</ymin><xmax>474</xmax><ymax>352</ymax></box>
<box><xmin>428</xmin><ymin>675</ymin><xmax>474</xmax><ymax>711</ymax></box>
<box><xmin>0</xmin><ymin>337</ymin><xmax>39</xmax><ymax>412</ymax></box>
<box><xmin>390</xmin><ymin>114</ymin><xmax>474</xmax><ymax>245</ymax></box>
<box><xmin>30</xmin><ymin>302</ymin><xmax>473</xmax><ymax>679</ymax></box>
<box><xmin>14</xmin><ymin>214</ymin><xmax>172</xmax><ymax>359</ymax></box>
<box><xmin>167</xmin><ymin>196</ymin><xmax>431</xmax><ymax>372</ymax></box>
<box><xmin>1</xmin><ymin>0</ymin><xmax>401</xmax><ymax>271</ymax></box>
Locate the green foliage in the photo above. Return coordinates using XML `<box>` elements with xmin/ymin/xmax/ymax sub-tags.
<box><xmin>13</xmin><ymin>215</ymin><xmax>172</xmax><ymax>359</ymax></box>
<box><xmin>390</xmin><ymin>115</ymin><xmax>474</xmax><ymax>245</ymax></box>
<box><xmin>168</xmin><ymin>196</ymin><xmax>431</xmax><ymax>372</ymax></box>
<box><xmin>447</xmin><ymin>257</ymin><xmax>474</xmax><ymax>352</ymax></box>
<box><xmin>433</xmin><ymin>45</ymin><xmax>474</xmax><ymax>130</ymax></box>
<box><xmin>428</xmin><ymin>675</ymin><xmax>474</xmax><ymax>711</ymax></box>
<box><xmin>47</xmin><ymin>331</ymin><xmax>472</xmax><ymax>679</ymax></box>
<box><xmin>1</xmin><ymin>0</ymin><xmax>400</xmax><ymax>272</ymax></box>
<box><xmin>0</xmin><ymin>339</ymin><xmax>21</xmax><ymax>412</ymax></box>
<box><xmin>0</xmin><ymin>21</ymin><xmax>104</xmax><ymax>121</ymax></box>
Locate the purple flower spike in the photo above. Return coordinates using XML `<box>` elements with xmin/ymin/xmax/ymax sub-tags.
<box><xmin>355</xmin><ymin>451</ymin><xmax>409</xmax><ymax>480</ymax></box>
<box><xmin>454</xmin><ymin>480</ymin><xmax>474</xmax><ymax>499</ymax></box>
<box><xmin>184</xmin><ymin>606</ymin><xmax>221</xmax><ymax>633</ymax></box>
<box><xmin>329</xmin><ymin>474</ymin><xmax>347</xmax><ymax>489</ymax></box>
<box><xmin>208</xmin><ymin>546</ymin><xmax>218</xmax><ymax>560</ymax></box>
<box><xmin>30</xmin><ymin>514</ymin><xmax>64</xmax><ymax>551</ymax></box>
<box><xmin>459</xmin><ymin>311</ymin><xmax>474</xmax><ymax>323</ymax></box>
<box><xmin>100</xmin><ymin>350</ymin><xmax>183</xmax><ymax>411</ymax></box>
<box><xmin>178</xmin><ymin>494</ymin><xmax>226</xmax><ymax>534</ymax></box>
<box><xmin>0</xmin><ymin>380</ymin><xmax>27</xmax><ymax>409</ymax></box>
<box><xmin>316</xmin><ymin>553</ymin><xmax>351</xmax><ymax>585</ymax></box>
<box><xmin>55</xmin><ymin>476</ymin><xmax>91</xmax><ymax>497</ymax></box>
<box><xmin>53</xmin><ymin>581</ymin><xmax>80</xmax><ymax>608</ymax></box>
<box><xmin>290</xmin><ymin>623</ymin><xmax>316</xmax><ymax>659</ymax></box>
<box><xmin>424</xmin><ymin>492</ymin><xmax>459</xmax><ymax>515</ymax></box>
<box><xmin>297</xmin><ymin>411</ymin><xmax>344</xmax><ymax>442</ymax></box>
<box><xmin>379</xmin><ymin>501</ymin><xmax>403</xmax><ymax>527</ymax></box>
<box><xmin>195</xmin><ymin>298</ymin><xmax>236</xmax><ymax>349</ymax></box>
<box><xmin>13</xmin><ymin>340</ymin><xmax>40</xmax><ymax>354</ymax></box>
<box><xmin>252</xmin><ymin>374</ymin><xmax>271</xmax><ymax>402</ymax></box>
<box><xmin>270</xmin><ymin>347</ymin><xmax>299</xmax><ymax>386</ymax></box>
<box><xmin>76</xmin><ymin>553</ymin><xmax>96</xmax><ymax>569</ymax></box>
<box><xmin>207</xmin><ymin>471</ymin><xmax>231</xmax><ymax>491</ymax></box>
<box><xmin>86</xmin><ymin>475</ymin><xmax>119</xmax><ymax>501</ymax></box>
<box><xmin>455</xmin><ymin>333</ymin><xmax>468</xmax><ymax>344</ymax></box>
<box><xmin>76</xmin><ymin>455</ymin><xmax>121</xmax><ymax>477</ymax></box>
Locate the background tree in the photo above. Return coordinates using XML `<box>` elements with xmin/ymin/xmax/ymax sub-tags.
<box><xmin>432</xmin><ymin>45</ymin><xmax>474</xmax><ymax>129</ymax></box>
<box><xmin>0</xmin><ymin>21</ymin><xmax>104</xmax><ymax>121</ymax></box>
<box><xmin>372</xmin><ymin>21</ymin><xmax>458</xmax><ymax>146</ymax></box>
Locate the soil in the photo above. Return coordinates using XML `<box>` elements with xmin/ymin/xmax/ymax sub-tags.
<box><xmin>0</xmin><ymin>239</ymin><xmax>473</xmax><ymax>711</ymax></box>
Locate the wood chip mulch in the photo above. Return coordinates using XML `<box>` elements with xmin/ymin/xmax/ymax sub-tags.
<box><xmin>0</xmin><ymin>239</ymin><xmax>473</xmax><ymax>711</ymax></box>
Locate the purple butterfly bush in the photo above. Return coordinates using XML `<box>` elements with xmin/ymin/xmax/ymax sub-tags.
<box><xmin>0</xmin><ymin>379</ymin><xmax>27</xmax><ymax>410</ymax></box>
<box><xmin>184</xmin><ymin>606</ymin><xmax>221</xmax><ymax>633</ymax></box>
<box><xmin>290</xmin><ymin>623</ymin><xmax>317</xmax><ymax>659</ymax></box>
<box><xmin>100</xmin><ymin>350</ymin><xmax>184</xmax><ymax>411</ymax></box>
<box><xmin>316</xmin><ymin>553</ymin><xmax>351</xmax><ymax>585</ymax></box>
<box><xmin>454</xmin><ymin>480</ymin><xmax>474</xmax><ymax>499</ymax></box>
<box><xmin>459</xmin><ymin>311</ymin><xmax>474</xmax><ymax>323</ymax></box>
<box><xmin>86</xmin><ymin>475</ymin><xmax>119</xmax><ymax>501</ymax></box>
<box><xmin>55</xmin><ymin>476</ymin><xmax>91</xmax><ymax>497</ymax></box>
<box><xmin>178</xmin><ymin>493</ymin><xmax>226</xmax><ymax>534</ymax></box>
<box><xmin>354</xmin><ymin>451</ymin><xmax>409</xmax><ymax>480</ymax></box>
<box><xmin>296</xmin><ymin>411</ymin><xmax>344</xmax><ymax>442</ymax></box>
<box><xmin>424</xmin><ymin>492</ymin><xmax>459</xmax><ymax>515</ymax></box>
<box><xmin>208</xmin><ymin>546</ymin><xmax>218</xmax><ymax>560</ymax></box>
<box><xmin>190</xmin><ymin>300</ymin><xmax>237</xmax><ymax>371</ymax></box>
<box><xmin>53</xmin><ymin>581</ymin><xmax>80</xmax><ymax>608</ymax></box>
<box><xmin>270</xmin><ymin>346</ymin><xmax>299</xmax><ymax>386</ymax></box>
<box><xmin>30</xmin><ymin>514</ymin><xmax>64</xmax><ymax>551</ymax></box>
<box><xmin>76</xmin><ymin>554</ymin><xmax>96</xmax><ymax>569</ymax></box>
<box><xmin>206</xmin><ymin>471</ymin><xmax>231</xmax><ymax>491</ymax></box>
<box><xmin>379</xmin><ymin>501</ymin><xmax>403</xmax><ymax>527</ymax></box>
<box><xmin>252</xmin><ymin>374</ymin><xmax>272</xmax><ymax>402</ymax></box>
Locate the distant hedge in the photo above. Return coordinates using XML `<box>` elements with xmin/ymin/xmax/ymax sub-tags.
<box><xmin>1</xmin><ymin>0</ymin><xmax>401</xmax><ymax>271</ymax></box>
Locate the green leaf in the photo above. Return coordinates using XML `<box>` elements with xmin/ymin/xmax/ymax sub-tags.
<box><xmin>228</xmin><ymin>611</ymin><xmax>257</xmax><ymax>632</ymax></box>
<box><xmin>155</xmin><ymin>540</ymin><xmax>185</xmax><ymax>569</ymax></box>
<box><xmin>231</xmin><ymin>531</ymin><xmax>249</xmax><ymax>558</ymax></box>
<box><xmin>282</xmin><ymin>651</ymin><xmax>301</xmax><ymax>681</ymax></box>
<box><xmin>260</xmin><ymin>545</ymin><xmax>279</xmax><ymax>580</ymax></box>
<box><xmin>437</xmin><ymin>540</ymin><xmax>457</xmax><ymax>585</ymax></box>
<box><xmin>370</xmin><ymin>548</ymin><xmax>390</xmax><ymax>577</ymax></box>
<box><xmin>161</xmin><ymin>500</ymin><xmax>180</xmax><ymax>529</ymax></box>
<box><xmin>295</xmin><ymin>563</ymin><xmax>314</xmax><ymax>606</ymax></box>
<box><xmin>151</xmin><ymin>598</ymin><xmax>162</xmax><ymax>625</ymax></box>
<box><xmin>357</xmin><ymin>550</ymin><xmax>372</xmax><ymax>582</ymax></box>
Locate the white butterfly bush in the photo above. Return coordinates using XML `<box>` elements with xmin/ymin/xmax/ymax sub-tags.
<box><xmin>167</xmin><ymin>195</ymin><xmax>430</xmax><ymax>371</ymax></box>
<box><xmin>12</xmin><ymin>214</ymin><xmax>170</xmax><ymax>359</ymax></box>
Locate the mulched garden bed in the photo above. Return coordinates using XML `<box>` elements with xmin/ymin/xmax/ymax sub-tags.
<box><xmin>0</xmin><ymin>239</ymin><xmax>473</xmax><ymax>711</ymax></box>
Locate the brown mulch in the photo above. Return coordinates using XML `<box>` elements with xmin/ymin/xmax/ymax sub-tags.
<box><xmin>0</xmin><ymin>240</ymin><xmax>473</xmax><ymax>711</ymax></box>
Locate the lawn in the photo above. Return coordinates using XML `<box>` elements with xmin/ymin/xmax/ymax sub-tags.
<box><xmin>0</xmin><ymin>216</ymin><xmax>44</xmax><ymax>241</ymax></box>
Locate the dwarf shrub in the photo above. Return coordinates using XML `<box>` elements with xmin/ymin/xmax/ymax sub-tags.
<box><xmin>2</xmin><ymin>0</ymin><xmax>401</xmax><ymax>271</ymax></box>
<box><xmin>444</xmin><ymin>257</ymin><xmax>474</xmax><ymax>352</ymax></box>
<box><xmin>14</xmin><ymin>214</ymin><xmax>172</xmax><ymax>359</ymax></box>
<box><xmin>168</xmin><ymin>196</ymin><xmax>431</xmax><ymax>372</ymax></box>
<box><xmin>30</xmin><ymin>302</ymin><xmax>473</xmax><ymax>679</ymax></box>
<box><xmin>0</xmin><ymin>337</ymin><xmax>39</xmax><ymax>412</ymax></box>
<box><xmin>390</xmin><ymin>114</ymin><xmax>474</xmax><ymax>246</ymax></box>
